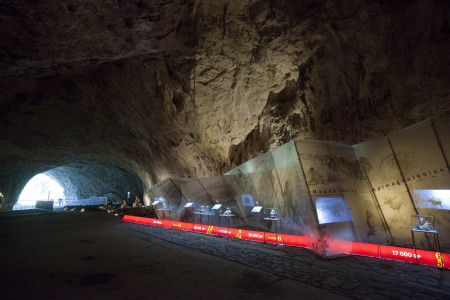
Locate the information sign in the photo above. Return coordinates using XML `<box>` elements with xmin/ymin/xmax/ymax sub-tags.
<box><xmin>251</xmin><ymin>206</ymin><xmax>262</xmax><ymax>213</ymax></box>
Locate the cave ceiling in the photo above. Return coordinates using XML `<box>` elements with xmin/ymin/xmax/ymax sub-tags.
<box><xmin>0</xmin><ymin>0</ymin><xmax>449</xmax><ymax>209</ymax></box>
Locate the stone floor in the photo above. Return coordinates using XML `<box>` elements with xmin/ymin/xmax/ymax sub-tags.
<box><xmin>0</xmin><ymin>210</ymin><xmax>449</xmax><ymax>299</ymax></box>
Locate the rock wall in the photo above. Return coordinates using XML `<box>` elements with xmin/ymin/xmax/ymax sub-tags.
<box><xmin>192</xmin><ymin>0</ymin><xmax>450</xmax><ymax>164</ymax></box>
<box><xmin>0</xmin><ymin>0</ymin><xmax>449</xmax><ymax>209</ymax></box>
<box><xmin>46</xmin><ymin>161</ymin><xmax>143</xmax><ymax>200</ymax></box>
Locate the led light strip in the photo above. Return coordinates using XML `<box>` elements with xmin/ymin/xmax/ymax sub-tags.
<box><xmin>122</xmin><ymin>215</ymin><xmax>449</xmax><ymax>269</ymax></box>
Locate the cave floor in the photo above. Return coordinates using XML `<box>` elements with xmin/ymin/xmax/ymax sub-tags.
<box><xmin>0</xmin><ymin>211</ymin><xmax>449</xmax><ymax>299</ymax></box>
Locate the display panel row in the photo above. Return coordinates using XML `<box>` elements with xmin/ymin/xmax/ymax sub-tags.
<box><xmin>145</xmin><ymin>118</ymin><xmax>450</xmax><ymax>256</ymax></box>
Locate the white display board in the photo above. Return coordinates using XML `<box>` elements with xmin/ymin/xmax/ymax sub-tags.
<box><xmin>212</xmin><ymin>204</ymin><xmax>222</xmax><ymax>210</ymax></box>
<box><xmin>251</xmin><ymin>206</ymin><xmax>262</xmax><ymax>213</ymax></box>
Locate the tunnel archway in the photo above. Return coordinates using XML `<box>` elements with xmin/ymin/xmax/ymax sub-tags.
<box><xmin>44</xmin><ymin>160</ymin><xmax>145</xmax><ymax>202</ymax></box>
<box><xmin>14</xmin><ymin>173</ymin><xmax>65</xmax><ymax>210</ymax></box>
<box><xmin>9</xmin><ymin>160</ymin><xmax>145</xmax><ymax>210</ymax></box>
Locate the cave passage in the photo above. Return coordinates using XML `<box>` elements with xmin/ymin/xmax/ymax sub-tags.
<box><xmin>8</xmin><ymin>159</ymin><xmax>145</xmax><ymax>211</ymax></box>
<box><xmin>14</xmin><ymin>174</ymin><xmax>65</xmax><ymax>210</ymax></box>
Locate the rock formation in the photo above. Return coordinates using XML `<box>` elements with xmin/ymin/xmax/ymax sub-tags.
<box><xmin>0</xmin><ymin>0</ymin><xmax>449</xmax><ymax>209</ymax></box>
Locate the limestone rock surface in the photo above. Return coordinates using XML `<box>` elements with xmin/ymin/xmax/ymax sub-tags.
<box><xmin>0</xmin><ymin>0</ymin><xmax>449</xmax><ymax>209</ymax></box>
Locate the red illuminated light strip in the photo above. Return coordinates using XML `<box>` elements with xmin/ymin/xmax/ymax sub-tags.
<box><xmin>122</xmin><ymin>215</ymin><xmax>449</xmax><ymax>269</ymax></box>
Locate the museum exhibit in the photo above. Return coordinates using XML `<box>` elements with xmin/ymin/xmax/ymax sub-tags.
<box><xmin>0</xmin><ymin>0</ymin><xmax>449</xmax><ymax>298</ymax></box>
<box><xmin>138</xmin><ymin>119</ymin><xmax>450</xmax><ymax>260</ymax></box>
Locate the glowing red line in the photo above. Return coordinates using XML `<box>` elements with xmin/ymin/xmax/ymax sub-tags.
<box><xmin>123</xmin><ymin>215</ymin><xmax>449</xmax><ymax>269</ymax></box>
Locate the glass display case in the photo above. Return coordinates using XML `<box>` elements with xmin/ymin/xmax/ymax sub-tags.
<box><xmin>194</xmin><ymin>204</ymin><xmax>215</xmax><ymax>215</ymax></box>
<box><xmin>264</xmin><ymin>208</ymin><xmax>280</xmax><ymax>220</ymax></box>
<box><xmin>193</xmin><ymin>204</ymin><xmax>216</xmax><ymax>226</ymax></box>
<box><xmin>411</xmin><ymin>215</ymin><xmax>437</xmax><ymax>233</ymax></box>
<box><xmin>151</xmin><ymin>198</ymin><xmax>162</xmax><ymax>206</ymax></box>
<box><xmin>220</xmin><ymin>206</ymin><xmax>235</xmax><ymax>217</ymax></box>
<box><xmin>262</xmin><ymin>208</ymin><xmax>282</xmax><ymax>244</ymax></box>
<box><xmin>193</xmin><ymin>204</ymin><xmax>202</xmax><ymax>214</ymax></box>
<box><xmin>219</xmin><ymin>206</ymin><xmax>235</xmax><ymax>236</ymax></box>
<box><xmin>151</xmin><ymin>198</ymin><xmax>172</xmax><ymax>220</ymax></box>
<box><xmin>158</xmin><ymin>202</ymin><xmax>170</xmax><ymax>211</ymax></box>
<box><xmin>151</xmin><ymin>198</ymin><xmax>170</xmax><ymax>210</ymax></box>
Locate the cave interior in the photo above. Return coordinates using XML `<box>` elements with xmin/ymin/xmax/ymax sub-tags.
<box><xmin>0</xmin><ymin>0</ymin><xmax>449</xmax><ymax>252</ymax></box>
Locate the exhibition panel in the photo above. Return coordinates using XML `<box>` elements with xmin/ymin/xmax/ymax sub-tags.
<box><xmin>296</xmin><ymin>140</ymin><xmax>356</xmax><ymax>256</ymax></box>
<box><xmin>162</xmin><ymin>177</ymin><xmax>201</xmax><ymax>223</ymax></box>
<box><xmin>271</xmin><ymin>142</ymin><xmax>318</xmax><ymax>243</ymax></box>
<box><xmin>170</xmin><ymin>176</ymin><xmax>236</xmax><ymax>226</ymax></box>
<box><xmin>354</xmin><ymin>137</ymin><xmax>417</xmax><ymax>247</ymax></box>
<box><xmin>144</xmin><ymin>118</ymin><xmax>449</xmax><ymax>257</ymax></box>
<box><xmin>224</xmin><ymin>156</ymin><xmax>260</xmax><ymax>224</ymax></box>
<box><xmin>224</xmin><ymin>151</ymin><xmax>272</xmax><ymax>233</ymax></box>
<box><xmin>146</xmin><ymin>178</ymin><xmax>179</xmax><ymax>220</ymax></box>
<box><xmin>389</xmin><ymin>120</ymin><xmax>449</xmax><ymax>251</ymax></box>
<box><xmin>326</xmin><ymin>143</ymin><xmax>385</xmax><ymax>245</ymax></box>
<box><xmin>224</xmin><ymin>141</ymin><xmax>325</xmax><ymax>254</ymax></box>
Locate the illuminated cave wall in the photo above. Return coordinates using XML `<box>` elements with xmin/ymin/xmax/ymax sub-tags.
<box><xmin>1</xmin><ymin>0</ymin><xmax>449</xmax><ymax>211</ymax></box>
<box><xmin>146</xmin><ymin>118</ymin><xmax>450</xmax><ymax>255</ymax></box>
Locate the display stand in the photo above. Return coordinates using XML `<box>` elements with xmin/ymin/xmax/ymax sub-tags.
<box><xmin>157</xmin><ymin>207</ymin><xmax>172</xmax><ymax>221</ymax></box>
<box><xmin>212</xmin><ymin>203</ymin><xmax>222</xmax><ymax>234</ymax></box>
<box><xmin>194</xmin><ymin>205</ymin><xmax>215</xmax><ymax>232</ymax></box>
<box><xmin>194</xmin><ymin>205</ymin><xmax>207</xmax><ymax>231</ymax></box>
<box><xmin>183</xmin><ymin>201</ymin><xmax>194</xmax><ymax>226</ymax></box>
<box><xmin>264</xmin><ymin>208</ymin><xmax>282</xmax><ymax>245</ymax></box>
<box><xmin>410</xmin><ymin>215</ymin><xmax>442</xmax><ymax>267</ymax></box>
<box><xmin>250</xmin><ymin>204</ymin><xmax>263</xmax><ymax>233</ymax></box>
<box><xmin>219</xmin><ymin>206</ymin><xmax>235</xmax><ymax>237</ymax></box>
<box><xmin>152</xmin><ymin>199</ymin><xmax>172</xmax><ymax>221</ymax></box>
<box><xmin>193</xmin><ymin>210</ymin><xmax>203</xmax><ymax>231</ymax></box>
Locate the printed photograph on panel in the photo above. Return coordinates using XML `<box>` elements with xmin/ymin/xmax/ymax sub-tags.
<box><xmin>412</xmin><ymin>181</ymin><xmax>450</xmax><ymax>253</ymax></box>
<box><xmin>327</xmin><ymin>142</ymin><xmax>387</xmax><ymax>244</ymax></box>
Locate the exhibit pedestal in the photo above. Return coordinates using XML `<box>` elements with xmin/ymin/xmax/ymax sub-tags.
<box><xmin>157</xmin><ymin>208</ymin><xmax>172</xmax><ymax>221</ymax></box>
<box><xmin>219</xmin><ymin>215</ymin><xmax>235</xmax><ymax>237</ymax></box>
<box><xmin>410</xmin><ymin>215</ymin><xmax>443</xmax><ymax>268</ymax></box>
<box><xmin>411</xmin><ymin>229</ymin><xmax>443</xmax><ymax>267</ymax></box>
<box><xmin>264</xmin><ymin>217</ymin><xmax>282</xmax><ymax>245</ymax></box>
